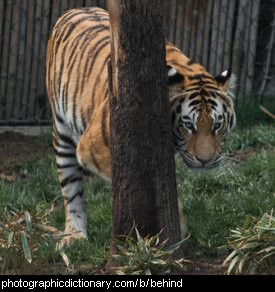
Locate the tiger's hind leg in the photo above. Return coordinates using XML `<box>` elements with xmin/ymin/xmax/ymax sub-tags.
<box><xmin>53</xmin><ymin>119</ymin><xmax>87</xmax><ymax>247</ymax></box>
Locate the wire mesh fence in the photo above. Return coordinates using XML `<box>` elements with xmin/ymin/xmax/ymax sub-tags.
<box><xmin>0</xmin><ymin>0</ymin><xmax>274</xmax><ymax>125</ymax></box>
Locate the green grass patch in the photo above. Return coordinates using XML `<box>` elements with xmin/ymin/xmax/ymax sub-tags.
<box><xmin>177</xmin><ymin>149</ymin><xmax>275</xmax><ymax>256</ymax></box>
<box><xmin>0</xmin><ymin>122</ymin><xmax>274</xmax><ymax>273</ymax></box>
<box><xmin>223</xmin><ymin>124</ymin><xmax>275</xmax><ymax>153</ymax></box>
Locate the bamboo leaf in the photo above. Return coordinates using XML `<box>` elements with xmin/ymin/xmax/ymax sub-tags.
<box><xmin>25</xmin><ymin>211</ymin><xmax>32</xmax><ymax>232</ymax></box>
<box><xmin>227</xmin><ymin>255</ymin><xmax>239</xmax><ymax>275</ymax></box>
<box><xmin>258</xmin><ymin>251</ymin><xmax>275</xmax><ymax>262</ymax></box>
<box><xmin>21</xmin><ymin>232</ymin><xmax>32</xmax><ymax>264</ymax></box>
<box><xmin>135</xmin><ymin>228</ymin><xmax>146</xmax><ymax>252</ymax></box>
<box><xmin>150</xmin><ymin>259</ymin><xmax>166</xmax><ymax>265</ymax></box>
<box><xmin>238</xmin><ymin>258</ymin><xmax>246</xmax><ymax>274</ymax></box>
<box><xmin>223</xmin><ymin>250</ymin><xmax>237</xmax><ymax>265</ymax></box>
<box><xmin>256</xmin><ymin>246</ymin><xmax>275</xmax><ymax>254</ymax></box>
<box><xmin>166</xmin><ymin>235</ymin><xmax>190</xmax><ymax>253</ymax></box>
<box><xmin>7</xmin><ymin>231</ymin><xmax>14</xmax><ymax>248</ymax></box>
<box><xmin>240</xmin><ymin>242</ymin><xmax>261</xmax><ymax>250</ymax></box>
<box><xmin>60</xmin><ymin>251</ymin><xmax>70</xmax><ymax>267</ymax></box>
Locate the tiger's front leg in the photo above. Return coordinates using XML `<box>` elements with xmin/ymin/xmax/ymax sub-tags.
<box><xmin>53</xmin><ymin>121</ymin><xmax>88</xmax><ymax>247</ymax></box>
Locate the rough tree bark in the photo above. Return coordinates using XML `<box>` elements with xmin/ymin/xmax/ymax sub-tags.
<box><xmin>108</xmin><ymin>0</ymin><xmax>181</xmax><ymax>253</ymax></box>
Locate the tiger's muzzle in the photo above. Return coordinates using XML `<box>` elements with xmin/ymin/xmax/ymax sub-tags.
<box><xmin>181</xmin><ymin>151</ymin><xmax>223</xmax><ymax>171</ymax></box>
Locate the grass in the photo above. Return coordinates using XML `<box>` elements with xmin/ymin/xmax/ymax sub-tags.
<box><xmin>0</xmin><ymin>105</ymin><xmax>274</xmax><ymax>273</ymax></box>
<box><xmin>177</xmin><ymin>149</ymin><xmax>275</xmax><ymax>255</ymax></box>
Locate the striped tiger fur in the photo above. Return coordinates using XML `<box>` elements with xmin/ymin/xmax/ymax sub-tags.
<box><xmin>46</xmin><ymin>7</ymin><xmax>236</xmax><ymax>245</ymax></box>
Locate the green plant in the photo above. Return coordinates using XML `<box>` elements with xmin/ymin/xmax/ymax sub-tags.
<box><xmin>223</xmin><ymin>210</ymin><xmax>275</xmax><ymax>275</ymax></box>
<box><xmin>112</xmin><ymin>228</ymin><xmax>188</xmax><ymax>275</ymax></box>
<box><xmin>0</xmin><ymin>204</ymin><xmax>68</xmax><ymax>275</ymax></box>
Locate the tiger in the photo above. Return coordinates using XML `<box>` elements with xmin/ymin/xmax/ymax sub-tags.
<box><xmin>46</xmin><ymin>7</ymin><xmax>236</xmax><ymax>246</ymax></box>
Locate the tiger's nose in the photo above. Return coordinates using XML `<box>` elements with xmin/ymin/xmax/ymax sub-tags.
<box><xmin>196</xmin><ymin>156</ymin><xmax>213</xmax><ymax>166</ymax></box>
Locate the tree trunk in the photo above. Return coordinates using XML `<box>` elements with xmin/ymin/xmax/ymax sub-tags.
<box><xmin>108</xmin><ymin>0</ymin><xmax>181</xmax><ymax>254</ymax></box>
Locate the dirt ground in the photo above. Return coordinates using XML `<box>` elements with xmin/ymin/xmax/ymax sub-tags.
<box><xmin>91</xmin><ymin>258</ymin><xmax>226</xmax><ymax>275</ymax></box>
<box><xmin>0</xmin><ymin>132</ymin><xmax>51</xmax><ymax>181</ymax></box>
<box><xmin>0</xmin><ymin>131</ymin><xmax>227</xmax><ymax>275</ymax></box>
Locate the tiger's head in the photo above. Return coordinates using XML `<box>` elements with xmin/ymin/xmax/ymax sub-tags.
<box><xmin>167</xmin><ymin>65</ymin><xmax>236</xmax><ymax>171</ymax></box>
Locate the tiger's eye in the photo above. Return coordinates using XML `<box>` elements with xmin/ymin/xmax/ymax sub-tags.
<box><xmin>214</xmin><ymin>122</ymin><xmax>222</xmax><ymax>131</ymax></box>
<box><xmin>184</xmin><ymin>122</ymin><xmax>193</xmax><ymax>130</ymax></box>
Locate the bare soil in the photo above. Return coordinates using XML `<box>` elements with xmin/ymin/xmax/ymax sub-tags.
<box><xmin>0</xmin><ymin>132</ymin><xmax>51</xmax><ymax>181</ymax></box>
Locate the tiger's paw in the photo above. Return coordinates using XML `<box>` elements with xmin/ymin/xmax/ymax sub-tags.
<box><xmin>57</xmin><ymin>230</ymin><xmax>88</xmax><ymax>250</ymax></box>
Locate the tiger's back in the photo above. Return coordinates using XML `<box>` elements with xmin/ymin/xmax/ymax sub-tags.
<box><xmin>46</xmin><ymin>7</ymin><xmax>110</xmax><ymax>137</ymax></box>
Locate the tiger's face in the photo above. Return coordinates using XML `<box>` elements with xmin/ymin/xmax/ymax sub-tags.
<box><xmin>168</xmin><ymin>66</ymin><xmax>236</xmax><ymax>171</ymax></box>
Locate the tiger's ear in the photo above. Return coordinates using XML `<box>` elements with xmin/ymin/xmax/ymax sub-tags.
<box><xmin>215</xmin><ymin>69</ymin><xmax>234</xmax><ymax>92</ymax></box>
<box><xmin>167</xmin><ymin>65</ymin><xmax>184</xmax><ymax>85</ymax></box>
